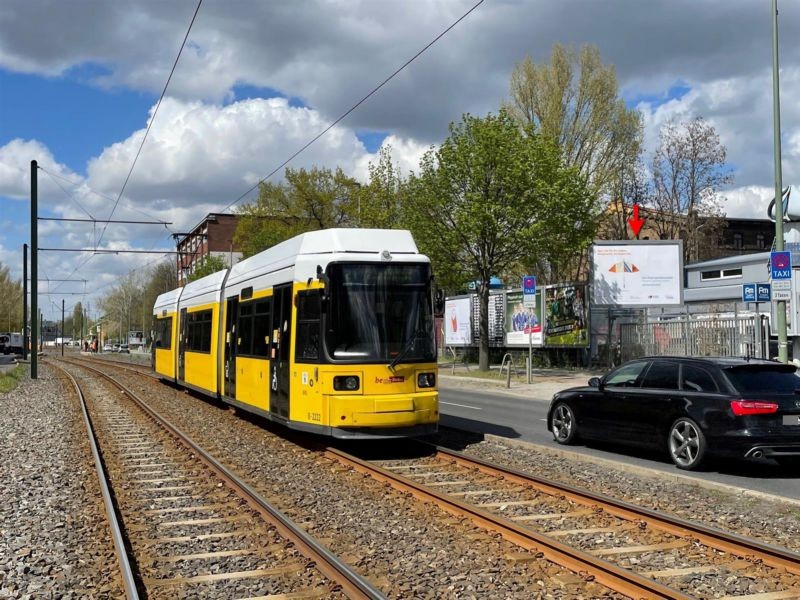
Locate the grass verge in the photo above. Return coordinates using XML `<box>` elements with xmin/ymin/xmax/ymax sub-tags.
<box><xmin>0</xmin><ymin>365</ymin><xmax>26</xmax><ymax>393</ymax></box>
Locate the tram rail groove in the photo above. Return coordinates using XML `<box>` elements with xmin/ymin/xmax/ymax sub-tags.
<box><xmin>51</xmin><ymin>357</ymin><xmax>385</xmax><ymax>600</ymax></box>
<box><xmin>322</xmin><ymin>446</ymin><xmax>686</xmax><ymax>600</ymax></box>
<box><xmin>427</xmin><ymin>444</ymin><xmax>800</xmax><ymax>577</ymax></box>
<box><xmin>324</xmin><ymin>445</ymin><xmax>800</xmax><ymax>600</ymax></box>
<box><xmin>74</xmin><ymin>353</ymin><xmax>800</xmax><ymax>598</ymax></box>
<box><xmin>57</xmin><ymin>365</ymin><xmax>140</xmax><ymax>600</ymax></box>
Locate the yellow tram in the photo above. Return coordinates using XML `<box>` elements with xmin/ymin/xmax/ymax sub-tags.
<box><xmin>152</xmin><ymin>228</ymin><xmax>439</xmax><ymax>438</ymax></box>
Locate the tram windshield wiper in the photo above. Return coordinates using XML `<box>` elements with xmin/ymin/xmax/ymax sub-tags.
<box><xmin>388</xmin><ymin>329</ymin><xmax>425</xmax><ymax>373</ymax></box>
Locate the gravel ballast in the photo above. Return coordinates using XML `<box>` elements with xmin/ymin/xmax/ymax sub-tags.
<box><xmin>0</xmin><ymin>364</ymin><xmax>124</xmax><ymax>598</ymax></box>
<box><xmin>439</xmin><ymin>431</ymin><xmax>800</xmax><ymax>553</ymax></box>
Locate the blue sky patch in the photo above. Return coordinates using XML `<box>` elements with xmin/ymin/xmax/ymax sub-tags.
<box><xmin>626</xmin><ymin>82</ymin><xmax>691</xmax><ymax>109</ymax></box>
<box><xmin>0</xmin><ymin>69</ymin><xmax>155</xmax><ymax>175</ymax></box>
<box><xmin>356</xmin><ymin>130</ymin><xmax>389</xmax><ymax>153</ymax></box>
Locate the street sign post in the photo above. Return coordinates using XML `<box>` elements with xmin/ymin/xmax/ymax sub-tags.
<box><xmin>522</xmin><ymin>276</ymin><xmax>537</xmax><ymax>307</ymax></box>
<box><xmin>522</xmin><ymin>275</ymin><xmax>536</xmax><ymax>383</ymax></box>
<box><xmin>771</xmin><ymin>251</ymin><xmax>792</xmax><ymax>280</ymax></box>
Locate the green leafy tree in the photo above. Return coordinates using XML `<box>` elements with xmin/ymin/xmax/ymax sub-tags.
<box><xmin>235</xmin><ymin>166</ymin><xmax>360</xmax><ymax>257</ymax></box>
<box><xmin>72</xmin><ymin>301</ymin><xmax>84</xmax><ymax>339</ymax></box>
<box><xmin>141</xmin><ymin>260</ymin><xmax>178</xmax><ymax>338</ymax></box>
<box><xmin>506</xmin><ymin>43</ymin><xmax>642</xmax><ymax>196</ymax></box>
<box><xmin>354</xmin><ymin>146</ymin><xmax>406</xmax><ymax>228</ymax></box>
<box><xmin>187</xmin><ymin>255</ymin><xmax>227</xmax><ymax>282</ymax></box>
<box><xmin>0</xmin><ymin>264</ymin><xmax>23</xmax><ymax>332</ymax></box>
<box><xmin>404</xmin><ymin>110</ymin><xmax>594</xmax><ymax>370</ymax></box>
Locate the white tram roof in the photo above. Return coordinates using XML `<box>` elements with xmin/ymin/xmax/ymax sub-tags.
<box><xmin>226</xmin><ymin>228</ymin><xmax>423</xmax><ymax>290</ymax></box>
<box><xmin>153</xmin><ymin>287</ymin><xmax>183</xmax><ymax>315</ymax></box>
<box><xmin>180</xmin><ymin>268</ymin><xmax>229</xmax><ymax>307</ymax></box>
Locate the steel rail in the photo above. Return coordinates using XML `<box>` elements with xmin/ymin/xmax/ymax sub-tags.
<box><xmin>54</xmin><ymin>364</ymin><xmax>140</xmax><ymax>600</ymax></box>
<box><xmin>53</xmin><ymin>358</ymin><xmax>384</xmax><ymax>600</ymax></box>
<box><xmin>323</xmin><ymin>446</ymin><xmax>690</xmax><ymax>600</ymax></box>
<box><xmin>430</xmin><ymin>444</ymin><xmax>800</xmax><ymax>577</ymax></box>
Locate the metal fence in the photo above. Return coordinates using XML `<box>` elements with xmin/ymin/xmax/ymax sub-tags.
<box><xmin>619</xmin><ymin>315</ymin><xmax>769</xmax><ymax>362</ymax></box>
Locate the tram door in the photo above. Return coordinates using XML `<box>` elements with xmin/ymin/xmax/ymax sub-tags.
<box><xmin>224</xmin><ymin>297</ymin><xmax>238</xmax><ymax>397</ymax></box>
<box><xmin>178</xmin><ymin>307</ymin><xmax>187</xmax><ymax>381</ymax></box>
<box><xmin>269</xmin><ymin>284</ymin><xmax>292</xmax><ymax>420</ymax></box>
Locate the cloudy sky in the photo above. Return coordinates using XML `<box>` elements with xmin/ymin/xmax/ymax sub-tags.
<box><xmin>1</xmin><ymin>0</ymin><xmax>799</xmax><ymax>321</ymax></box>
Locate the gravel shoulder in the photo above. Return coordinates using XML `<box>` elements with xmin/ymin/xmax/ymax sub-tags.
<box><xmin>0</xmin><ymin>364</ymin><xmax>124</xmax><ymax>598</ymax></box>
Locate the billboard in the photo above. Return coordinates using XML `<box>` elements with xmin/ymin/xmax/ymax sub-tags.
<box><xmin>128</xmin><ymin>330</ymin><xmax>144</xmax><ymax>346</ymax></box>
<box><xmin>505</xmin><ymin>290</ymin><xmax>543</xmax><ymax>347</ymax></box>
<box><xmin>544</xmin><ymin>284</ymin><xmax>589</xmax><ymax>347</ymax></box>
<box><xmin>444</xmin><ymin>297</ymin><xmax>472</xmax><ymax>345</ymax></box>
<box><xmin>592</xmin><ymin>241</ymin><xmax>683</xmax><ymax>306</ymax></box>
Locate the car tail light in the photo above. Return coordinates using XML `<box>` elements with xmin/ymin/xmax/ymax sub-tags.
<box><xmin>730</xmin><ymin>400</ymin><xmax>779</xmax><ymax>416</ymax></box>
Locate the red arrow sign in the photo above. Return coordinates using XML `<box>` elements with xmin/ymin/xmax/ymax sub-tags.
<box><xmin>628</xmin><ymin>203</ymin><xmax>645</xmax><ymax>237</ymax></box>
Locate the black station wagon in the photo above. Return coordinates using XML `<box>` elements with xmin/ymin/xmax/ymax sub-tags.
<box><xmin>546</xmin><ymin>357</ymin><xmax>800</xmax><ymax>470</ymax></box>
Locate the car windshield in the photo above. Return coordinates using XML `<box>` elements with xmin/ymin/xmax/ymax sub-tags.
<box><xmin>724</xmin><ymin>366</ymin><xmax>800</xmax><ymax>394</ymax></box>
<box><xmin>324</xmin><ymin>262</ymin><xmax>435</xmax><ymax>363</ymax></box>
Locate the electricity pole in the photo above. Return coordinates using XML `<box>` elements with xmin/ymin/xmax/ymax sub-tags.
<box><xmin>61</xmin><ymin>298</ymin><xmax>65</xmax><ymax>357</ymax></box>
<box><xmin>22</xmin><ymin>244</ymin><xmax>27</xmax><ymax>361</ymax></box>
<box><xmin>772</xmin><ymin>0</ymin><xmax>788</xmax><ymax>363</ymax></box>
<box><xmin>30</xmin><ymin>161</ymin><xmax>38</xmax><ymax>378</ymax></box>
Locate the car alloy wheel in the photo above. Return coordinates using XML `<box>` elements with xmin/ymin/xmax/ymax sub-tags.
<box><xmin>552</xmin><ymin>403</ymin><xmax>577</xmax><ymax>445</ymax></box>
<box><xmin>668</xmin><ymin>417</ymin><xmax>706</xmax><ymax>470</ymax></box>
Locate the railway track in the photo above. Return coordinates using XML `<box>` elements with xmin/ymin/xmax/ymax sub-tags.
<box><xmin>74</xmin><ymin>354</ymin><xmax>800</xmax><ymax>598</ymax></box>
<box><xmin>325</xmin><ymin>445</ymin><xmax>800</xmax><ymax>600</ymax></box>
<box><xmin>50</xmin><ymin>358</ymin><xmax>384</xmax><ymax>600</ymax></box>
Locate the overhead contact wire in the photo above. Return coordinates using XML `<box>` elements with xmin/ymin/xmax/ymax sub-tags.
<box><xmin>96</xmin><ymin>0</ymin><xmax>203</xmax><ymax>248</ymax></box>
<box><xmin>219</xmin><ymin>0</ymin><xmax>486</xmax><ymax>213</ymax></box>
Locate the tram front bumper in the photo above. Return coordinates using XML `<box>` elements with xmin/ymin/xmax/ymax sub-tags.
<box><xmin>329</xmin><ymin>392</ymin><xmax>438</xmax><ymax>428</ymax></box>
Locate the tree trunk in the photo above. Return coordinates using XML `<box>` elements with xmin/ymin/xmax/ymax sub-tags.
<box><xmin>478</xmin><ymin>282</ymin><xmax>490</xmax><ymax>371</ymax></box>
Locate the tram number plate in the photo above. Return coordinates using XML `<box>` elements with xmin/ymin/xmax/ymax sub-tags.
<box><xmin>783</xmin><ymin>415</ymin><xmax>800</xmax><ymax>426</ymax></box>
<box><xmin>308</xmin><ymin>412</ymin><xmax>321</xmax><ymax>422</ymax></box>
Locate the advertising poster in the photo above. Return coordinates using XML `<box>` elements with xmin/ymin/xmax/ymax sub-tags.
<box><xmin>505</xmin><ymin>290</ymin><xmax>543</xmax><ymax>346</ymax></box>
<box><xmin>544</xmin><ymin>284</ymin><xmax>589</xmax><ymax>347</ymax></box>
<box><xmin>444</xmin><ymin>297</ymin><xmax>472</xmax><ymax>345</ymax></box>
<box><xmin>592</xmin><ymin>241</ymin><xmax>683</xmax><ymax>306</ymax></box>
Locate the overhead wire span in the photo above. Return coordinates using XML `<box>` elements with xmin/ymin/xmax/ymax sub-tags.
<box><xmin>96</xmin><ymin>0</ymin><xmax>203</xmax><ymax>248</ymax></box>
<box><xmin>218</xmin><ymin>0</ymin><xmax>486</xmax><ymax>214</ymax></box>
<box><xmin>38</xmin><ymin>166</ymin><xmax>172</xmax><ymax>227</ymax></box>
<box><xmin>39</xmin><ymin>167</ymin><xmax>95</xmax><ymax>220</ymax></box>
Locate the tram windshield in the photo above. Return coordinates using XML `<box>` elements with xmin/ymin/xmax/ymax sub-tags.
<box><xmin>325</xmin><ymin>263</ymin><xmax>435</xmax><ymax>363</ymax></box>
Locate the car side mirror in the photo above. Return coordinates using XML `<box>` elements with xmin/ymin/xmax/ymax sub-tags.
<box><xmin>588</xmin><ymin>376</ymin><xmax>602</xmax><ymax>389</ymax></box>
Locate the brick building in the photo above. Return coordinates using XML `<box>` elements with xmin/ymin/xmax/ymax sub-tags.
<box><xmin>175</xmin><ymin>213</ymin><xmax>243</xmax><ymax>285</ymax></box>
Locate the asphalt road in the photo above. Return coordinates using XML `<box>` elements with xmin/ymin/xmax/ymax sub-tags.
<box><xmin>439</xmin><ymin>386</ymin><xmax>800</xmax><ymax>501</ymax></box>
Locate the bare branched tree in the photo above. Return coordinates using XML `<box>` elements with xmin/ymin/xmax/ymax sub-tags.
<box><xmin>649</xmin><ymin>117</ymin><xmax>732</xmax><ymax>262</ymax></box>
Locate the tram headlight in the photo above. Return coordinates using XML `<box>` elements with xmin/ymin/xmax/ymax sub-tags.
<box><xmin>334</xmin><ymin>375</ymin><xmax>360</xmax><ymax>391</ymax></box>
<box><xmin>417</xmin><ymin>372</ymin><xmax>436</xmax><ymax>388</ymax></box>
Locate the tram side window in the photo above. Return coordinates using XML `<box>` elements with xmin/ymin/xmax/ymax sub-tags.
<box><xmin>187</xmin><ymin>309</ymin><xmax>212</xmax><ymax>353</ymax></box>
<box><xmin>253</xmin><ymin>299</ymin><xmax>271</xmax><ymax>357</ymax></box>
<box><xmin>296</xmin><ymin>290</ymin><xmax>321</xmax><ymax>362</ymax></box>
<box><xmin>238</xmin><ymin>304</ymin><xmax>254</xmax><ymax>355</ymax></box>
<box><xmin>238</xmin><ymin>299</ymin><xmax>271</xmax><ymax>358</ymax></box>
<box><xmin>155</xmin><ymin>317</ymin><xmax>172</xmax><ymax>350</ymax></box>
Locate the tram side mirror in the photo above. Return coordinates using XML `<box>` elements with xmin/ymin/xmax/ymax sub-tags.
<box><xmin>434</xmin><ymin>289</ymin><xmax>445</xmax><ymax>317</ymax></box>
<box><xmin>316</xmin><ymin>265</ymin><xmax>330</xmax><ymax>302</ymax></box>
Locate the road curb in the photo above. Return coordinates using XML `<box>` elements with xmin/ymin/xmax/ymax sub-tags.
<box><xmin>483</xmin><ymin>433</ymin><xmax>800</xmax><ymax>508</ymax></box>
